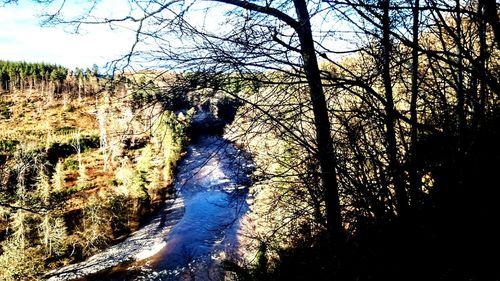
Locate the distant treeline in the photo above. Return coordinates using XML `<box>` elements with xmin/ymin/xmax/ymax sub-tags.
<box><xmin>0</xmin><ymin>60</ymin><xmax>100</xmax><ymax>95</ymax></box>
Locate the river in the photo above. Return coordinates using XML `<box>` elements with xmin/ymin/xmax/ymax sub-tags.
<box><xmin>46</xmin><ymin>135</ymin><xmax>253</xmax><ymax>281</ymax></box>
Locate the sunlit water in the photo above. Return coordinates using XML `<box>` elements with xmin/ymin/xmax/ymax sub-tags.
<box><xmin>142</xmin><ymin>136</ymin><xmax>252</xmax><ymax>280</ymax></box>
<box><xmin>46</xmin><ymin>136</ymin><xmax>252</xmax><ymax>281</ymax></box>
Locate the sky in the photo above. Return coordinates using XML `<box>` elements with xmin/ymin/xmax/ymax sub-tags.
<box><xmin>0</xmin><ymin>0</ymin><xmax>356</xmax><ymax>71</ymax></box>
<box><xmin>0</xmin><ymin>0</ymin><xmax>136</xmax><ymax>70</ymax></box>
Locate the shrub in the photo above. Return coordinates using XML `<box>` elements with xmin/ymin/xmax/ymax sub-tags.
<box><xmin>77</xmin><ymin>134</ymin><xmax>100</xmax><ymax>152</ymax></box>
<box><xmin>105</xmin><ymin>191</ymin><xmax>130</xmax><ymax>236</ymax></box>
<box><xmin>0</xmin><ymin>101</ymin><xmax>12</xmax><ymax>119</ymax></box>
<box><xmin>0</xmin><ymin>139</ymin><xmax>19</xmax><ymax>152</ymax></box>
<box><xmin>77</xmin><ymin>195</ymin><xmax>110</xmax><ymax>257</ymax></box>
<box><xmin>0</xmin><ymin>238</ymin><xmax>45</xmax><ymax>281</ymax></box>
<box><xmin>64</xmin><ymin>158</ymin><xmax>78</xmax><ymax>170</ymax></box>
<box><xmin>47</xmin><ymin>143</ymin><xmax>74</xmax><ymax>163</ymax></box>
<box><xmin>53</xmin><ymin>126</ymin><xmax>75</xmax><ymax>135</ymax></box>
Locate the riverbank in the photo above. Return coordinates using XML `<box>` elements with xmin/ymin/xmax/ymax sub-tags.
<box><xmin>45</xmin><ymin>198</ymin><xmax>185</xmax><ymax>281</ymax></box>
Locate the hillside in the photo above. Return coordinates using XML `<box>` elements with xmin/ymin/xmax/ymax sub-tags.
<box><xmin>0</xmin><ymin>61</ymin><xmax>190</xmax><ymax>280</ymax></box>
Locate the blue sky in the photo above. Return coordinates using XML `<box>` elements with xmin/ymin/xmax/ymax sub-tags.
<box><xmin>0</xmin><ymin>0</ymin><xmax>356</xmax><ymax>71</ymax></box>
<box><xmin>0</xmin><ymin>0</ymin><xmax>135</xmax><ymax>70</ymax></box>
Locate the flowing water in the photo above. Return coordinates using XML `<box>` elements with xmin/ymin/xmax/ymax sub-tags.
<box><xmin>46</xmin><ymin>135</ymin><xmax>253</xmax><ymax>281</ymax></box>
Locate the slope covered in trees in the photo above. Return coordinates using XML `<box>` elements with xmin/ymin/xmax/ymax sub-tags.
<box><xmin>0</xmin><ymin>63</ymin><xmax>194</xmax><ymax>280</ymax></box>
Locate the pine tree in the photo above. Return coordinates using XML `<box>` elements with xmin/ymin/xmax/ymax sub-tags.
<box><xmin>52</xmin><ymin>160</ymin><xmax>65</xmax><ymax>192</ymax></box>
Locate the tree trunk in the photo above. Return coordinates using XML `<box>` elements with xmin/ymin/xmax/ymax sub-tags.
<box><xmin>454</xmin><ymin>0</ymin><xmax>466</xmax><ymax>194</ymax></box>
<box><xmin>293</xmin><ymin>0</ymin><xmax>344</xmax><ymax>249</ymax></box>
<box><xmin>409</xmin><ymin>0</ymin><xmax>420</xmax><ymax>207</ymax></box>
<box><xmin>475</xmin><ymin>0</ymin><xmax>487</xmax><ymax>129</ymax></box>
<box><xmin>382</xmin><ymin>0</ymin><xmax>408</xmax><ymax>216</ymax></box>
<box><xmin>456</xmin><ymin>0</ymin><xmax>465</xmax><ymax>153</ymax></box>
<box><xmin>479</xmin><ymin>0</ymin><xmax>500</xmax><ymax>48</ymax></box>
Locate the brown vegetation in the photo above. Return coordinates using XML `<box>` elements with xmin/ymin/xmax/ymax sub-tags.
<box><xmin>0</xmin><ymin>65</ymin><xmax>190</xmax><ymax>280</ymax></box>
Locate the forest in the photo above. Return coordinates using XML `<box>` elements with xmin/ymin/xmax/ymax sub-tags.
<box><xmin>0</xmin><ymin>0</ymin><xmax>499</xmax><ymax>280</ymax></box>
<box><xmin>0</xmin><ymin>59</ymin><xmax>194</xmax><ymax>279</ymax></box>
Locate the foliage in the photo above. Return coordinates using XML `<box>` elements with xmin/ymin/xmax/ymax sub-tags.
<box><xmin>0</xmin><ymin>139</ymin><xmax>19</xmax><ymax>152</ymax></box>
<box><xmin>0</xmin><ymin>60</ymin><xmax>98</xmax><ymax>96</ymax></box>
<box><xmin>0</xmin><ymin>238</ymin><xmax>45</xmax><ymax>281</ymax></box>
<box><xmin>38</xmin><ymin>215</ymin><xmax>68</xmax><ymax>257</ymax></box>
<box><xmin>0</xmin><ymin>101</ymin><xmax>12</xmax><ymax>119</ymax></box>
<box><xmin>3</xmin><ymin>0</ymin><xmax>497</xmax><ymax>275</ymax></box>
<box><xmin>0</xmin><ymin>57</ymin><xmax>197</xmax><ymax>279</ymax></box>
<box><xmin>9</xmin><ymin>0</ymin><xmax>496</xmax><ymax>279</ymax></box>
<box><xmin>130</xmin><ymin>75</ymin><xmax>191</xmax><ymax>111</ymax></box>
<box><xmin>77</xmin><ymin>194</ymin><xmax>110</xmax><ymax>256</ymax></box>
<box><xmin>53</xmin><ymin>126</ymin><xmax>75</xmax><ymax>134</ymax></box>
<box><xmin>105</xmin><ymin>190</ymin><xmax>130</xmax><ymax>236</ymax></box>
<box><xmin>153</xmin><ymin>111</ymin><xmax>188</xmax><ymax>180</ymax></box>
<box><xmin>64</xmin><ymin>158</ymin><xmax>78</xmax><ymax>170</ymax></box>
<box><xmin>133</xmin><ymin>144</ymin><xmax>153</xmax><ymax>202</ymax></box>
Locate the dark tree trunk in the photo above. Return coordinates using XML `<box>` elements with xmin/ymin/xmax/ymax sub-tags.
<box><xmin>293</xmin><ymin>0</ymin><xmax>345</xmax><ymax>250</ymax></box>
<box><xmin>409</xmin><ymin>0</ymin><xmax>421</xmax><ymax>207</ymax></box>
<box><xmin>475</xmin><ymin>0</ymin><xmax>487</xmax><ymax>129</ymax></box>
<box><xmin>454</xmin><ymin>0</ymin><xmax>466</xmax><ymax>194</ymax></box>
<box><xmin>381</xmin><ymin>0</ymin><xmax>408</xmax><ymax>216</ymax></box>
<box><xmin>479</xmin><ymin>0</ymin><xmax>500</xmax><ymax>48</ymax></box>
<box><xmin>456</xmin><ymin>0</ymin><xmax>465</xmax><ymax>153</ymax></box>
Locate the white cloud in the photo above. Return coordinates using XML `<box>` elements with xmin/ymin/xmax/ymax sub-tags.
<box><xmin>0</xmin><ymin>1</ymin><xmax>136</xmax><ymax>70</ymax></box>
